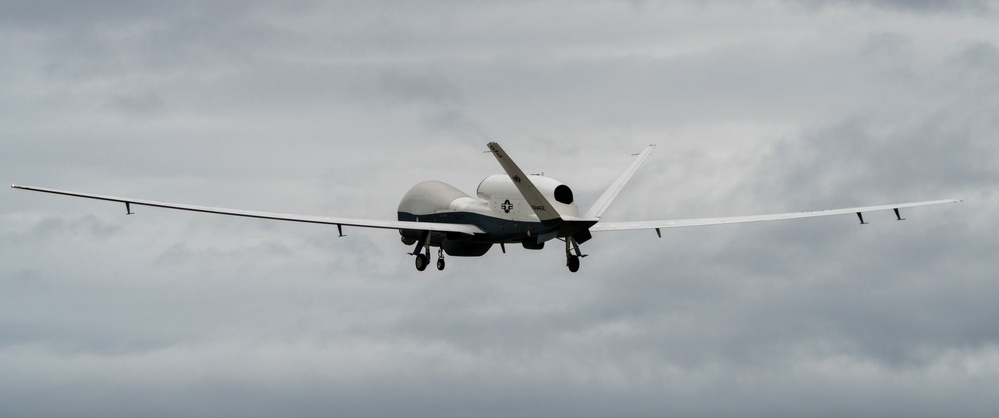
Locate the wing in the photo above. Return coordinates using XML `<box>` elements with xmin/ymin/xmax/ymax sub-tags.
<box><xmin>590</xmin><ymin>199</ymin><xmax>961</xmax><ymax>232</ymax></box>
<box><xmin>10</xmin><ymin>184</ymin><xmax>484</xmax><ymax>235</ymax></box>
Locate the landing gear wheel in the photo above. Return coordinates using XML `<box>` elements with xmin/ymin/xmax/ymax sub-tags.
<box><xmin>415</xmin><ymin>254</ymin><xmax>429</xmax><ymax>271</ymax></box>
<box><xmin>567</xmin><ymin>255</ymin><xmax>580</xmax><ymax>273</ymax></box>
<box><xmin>436</xmin><ymin>248</ymin><xmax>446</xmax><ymax>271</ymax></box>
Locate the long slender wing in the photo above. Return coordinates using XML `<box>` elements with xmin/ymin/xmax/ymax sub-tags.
<box><xmin>11</xmin><ymin>184</ymin><xmax>484</xmax><ymax>235</ymax></box>
<box><xmin>590</xmin><ymin>199</ymin><xmax>961</xmax><ymax>232</ymax></box>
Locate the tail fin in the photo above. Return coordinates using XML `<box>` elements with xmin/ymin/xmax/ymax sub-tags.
<box><xmin>486</xmin><ymin>142</ymin><xmax>563</xmax><ymax>222</ymax></box>
<box><xmin>583</xmin><ymin>145</ymin><xmax>656</xmax><ymax>219</ymax></box>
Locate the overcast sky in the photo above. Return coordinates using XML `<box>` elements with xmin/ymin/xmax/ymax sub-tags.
<box><xmin>2</xmin><ymin>1</ymin><xmax>997</xmax><ymax>417</ymax></box>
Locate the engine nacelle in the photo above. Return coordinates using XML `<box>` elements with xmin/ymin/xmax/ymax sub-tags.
<box><xmin>475</xmin><ymin>174</ymin><xmax>579</xmax><ymax>218</ymax></box>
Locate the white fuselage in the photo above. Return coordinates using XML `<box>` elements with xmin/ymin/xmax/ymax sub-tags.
<box><xmin>398</xmin><ymin>174</ymin><xmax>579</xmax><ymax>223</ymax></box>
<box><xmin>396</xmin><ymin>174</ymin><xmax>582</xmax><ymax>254</ymax></box>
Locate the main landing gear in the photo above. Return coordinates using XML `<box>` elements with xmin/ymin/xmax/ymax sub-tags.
<box><xmin>415</xmin><ymin>253</ymin><xmax>429</xmax><ymax>271</ymax></box>
<box><xmin>410</xmin><ymin>231</ymin><xmax>445</xmax><ymax>271</ymax></box>
<box><xmin>412</xmin><ymin>250</ymin><xmax>446</xmax><ymax>271</ymax></box>
<box><xmin>563</xmin><ymin>237</ymin><xmax>586</xmax><ymax>273</ymax></box>
<box><xmin>567</xmin><ymin>254</ymin><xmax>580</xmax><ymax>273</ymax></box>
<box><xmin>415</xmin><ymin>248</ymin><xmax>446</xmax><ymax>271</ymax></box>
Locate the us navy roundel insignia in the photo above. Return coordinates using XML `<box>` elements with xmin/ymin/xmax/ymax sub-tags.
<box><xmin>501</xmin><ymin>199</ymin><xmax>513</xmax><ymax>213</ymax></box>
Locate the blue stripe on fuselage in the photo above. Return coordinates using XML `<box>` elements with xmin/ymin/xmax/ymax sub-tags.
<box><xmin>397</xmin><ymin>211</ymin><xmax>558</xmax><ymax>244</ymax></box>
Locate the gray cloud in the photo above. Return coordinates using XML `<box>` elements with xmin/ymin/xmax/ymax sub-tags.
<box><xmin>784</xmin><ymin>0</ymin><xmax>997</xmax><ymax>13</ymax></box>
<box><xmin>2</xmin><ymin>1</ymin><xmax>998</xmax><ymax>417</ymax></box>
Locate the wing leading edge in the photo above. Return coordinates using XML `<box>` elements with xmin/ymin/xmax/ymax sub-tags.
<box><xmin>590</xmin><ymin>199</ymin><xmax>962</xmax><ymax>232</ymax></box>
<box><xmin>10</xmin><ymin>184</ymin><xmax>484</xmax><ymax>235</ymax></box>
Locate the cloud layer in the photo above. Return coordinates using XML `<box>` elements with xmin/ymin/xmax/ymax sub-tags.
<box><xmin>2</xmin><ymin>1</ymin><xmax>997</xmax><ymax>417</ymax></box>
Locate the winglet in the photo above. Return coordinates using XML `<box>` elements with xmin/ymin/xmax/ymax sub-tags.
<box><xmin>584</xmin><ymin>144</ymin><xmax>656</xmax><ymax>219</ymax></box>
<box><xmin>486</xmin><ymin>142</ymin><xmax>562</xmax><ymax>222</ymax></box>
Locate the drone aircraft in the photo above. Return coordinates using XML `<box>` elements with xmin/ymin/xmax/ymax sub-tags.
<box><xmin>13</xmin><ymin>142</ymin><xmax>960</xmax><ymax>272</ymax></box>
